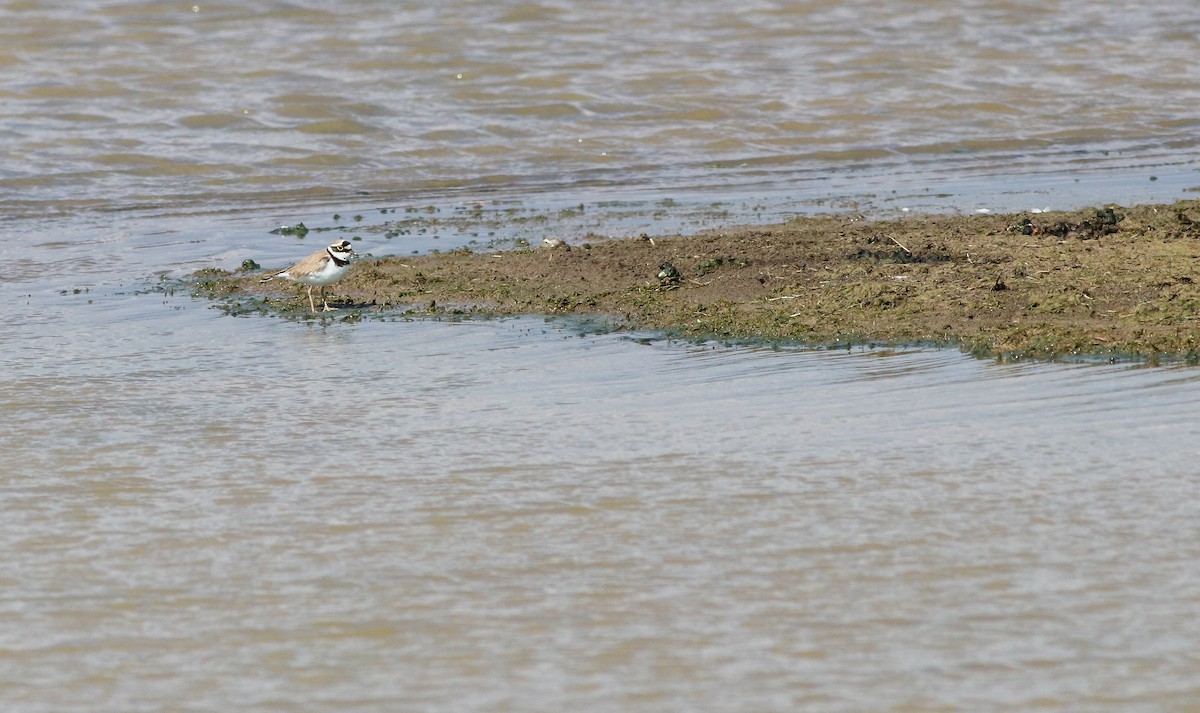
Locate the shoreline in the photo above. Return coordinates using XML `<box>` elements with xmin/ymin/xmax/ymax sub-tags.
<box><xmin>195</xmin><ymin>199</ymin><xmax>1200</xmax><ymax>361</ymax></box>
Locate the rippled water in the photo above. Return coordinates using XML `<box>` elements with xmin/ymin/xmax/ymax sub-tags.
<box><xmin>5</xmin><ymin>1</ymin><xmax>1200</xmax><ymax>711</ymax></box>
<box><xmin>6</xmin><ymin>313</ymin><xmax>1200</xmax><ymax>711</ymax></box>
<box><xmin>4</xmin><ymin>0</ymin><xmax>1200</xmax><ymax>217</ymax></box>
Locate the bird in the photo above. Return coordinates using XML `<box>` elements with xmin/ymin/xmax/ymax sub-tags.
<box><xmin>261</xmin><ymin>239</ymin><xmax>357</xmax><ymax>312</ymax></box>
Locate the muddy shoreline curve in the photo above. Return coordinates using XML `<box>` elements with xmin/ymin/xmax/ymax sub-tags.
<box><xmin>196</xmin><ymin>200</ymin><xmax>1200</xmax><ymax>361</ymax></box>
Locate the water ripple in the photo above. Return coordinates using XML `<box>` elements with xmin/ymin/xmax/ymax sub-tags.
<box><xmin>2</xmin><ymin>0</ymin><xmax>1199</xmax><ymax>215</ymax></box>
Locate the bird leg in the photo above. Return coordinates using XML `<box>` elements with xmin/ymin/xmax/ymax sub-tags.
<box><xmin>306</xmin><ymin>286</ymin><xmax>317</xmax><ymax>313</ymax></box>
<box><xmin>320</xmin><ymin>286</ymin><xmax>334</xmax><ymax>312</ymax></box>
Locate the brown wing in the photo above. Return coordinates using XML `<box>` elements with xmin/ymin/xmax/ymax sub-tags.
<box><xmin>279</xmin><ymin>249</ymin><xmax>331</xmax><ymax>279</ymax></box>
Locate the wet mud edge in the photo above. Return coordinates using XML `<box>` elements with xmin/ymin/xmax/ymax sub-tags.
<box><xmin>196</xmin><ymin>200</ymin><xmax>1200</xmax><ymax>361</ymax></box>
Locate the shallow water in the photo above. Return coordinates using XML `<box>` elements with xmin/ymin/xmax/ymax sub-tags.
<box><xmin>6</xmin><ymin>310</ymin><xmax>1200</xmax><ymax>711</ymax></box>
<box><xmin>4</xmin><ymin>0</ymin><xmax>1200</xmax><ymax>217</ymax></box>
<box><xmin>5</xmin><ymin>1</ymin><xmax>1200</xmax><ymax>711</ymax></box>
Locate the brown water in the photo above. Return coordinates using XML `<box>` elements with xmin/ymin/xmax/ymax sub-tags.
<box><xmin>4</xmin><ymin>0</ymin><xmax>1200</xmax><ymax>218</ymax></box>
<box><xmin>5</xmin><ymin>1</ymin><xmax>1200</xmax><ymax>711</ymax></box>
<box><xmin>6</xmin><ymin>315</ymin><xmax>1200</xmax><ymax>711</ymax></box>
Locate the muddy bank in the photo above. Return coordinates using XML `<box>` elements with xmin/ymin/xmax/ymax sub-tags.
<box><xmin>197</xmin><ymin>200</ymin><xmax>1200</xmax><ymax>360</ymax></box>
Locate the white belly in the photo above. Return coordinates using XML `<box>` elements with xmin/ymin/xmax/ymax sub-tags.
<box><xmin>282</xmin><ymin>261</ymin><xmax>348</xmax><ymax>286</ymax></box>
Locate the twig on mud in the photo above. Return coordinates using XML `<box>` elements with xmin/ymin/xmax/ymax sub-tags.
<box><xmin>767</xmin><ymin>294</ymin><xmax>802</xmax><ymax>301</ymax></box>
<box><xmin>889</xmin><ymin>235</ymin><xmax>912</xmax><ymax>256</ymax></box>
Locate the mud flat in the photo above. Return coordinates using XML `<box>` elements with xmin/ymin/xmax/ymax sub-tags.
<box><xmin>197</xmin><ymin>200</ymin><xmax>1200</xmax><ymax>361</ymax></box>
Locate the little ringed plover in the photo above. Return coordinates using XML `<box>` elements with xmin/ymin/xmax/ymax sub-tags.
<box><xmin>261</xmin><ymin>239</ymin><xmax>357</xmax><ymax>313</ymax></box>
